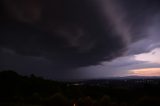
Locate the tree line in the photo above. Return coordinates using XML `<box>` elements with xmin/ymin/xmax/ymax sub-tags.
<box><xmin>0</xmin><ymin>70</ymin><xmax>160</xmax><ymax>106</ymax></box>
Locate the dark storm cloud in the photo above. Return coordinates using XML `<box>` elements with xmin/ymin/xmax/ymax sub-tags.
<box><xmin>0</xmin><ymin>0</ymin><xmax>127</xmax><ymax>69</ymax></box>
<box><xmin>119</xmin><ymin>0</ymin><xmax>160</xmax><ymax>41</ymax></box>
<box><xmin>0</xmin><ymin>47</ymin><xmax>88</xmax><ymax>80</ymax></box>
<box><xmin>0</xmin><ymin>48</ymin><xmax>62</xmax><ymax>79</ymax></box>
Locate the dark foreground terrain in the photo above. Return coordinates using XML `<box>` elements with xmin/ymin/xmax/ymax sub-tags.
<box><xmin>0</xmin><ymin>70</ymin><xmax>160</xmax><ymax>106</ymax></box>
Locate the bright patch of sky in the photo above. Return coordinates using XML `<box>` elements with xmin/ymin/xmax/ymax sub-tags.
<box><xmin>135</xmin><ymin>48</ymin><xmax>160</xmax><ymax>64</ymax></box>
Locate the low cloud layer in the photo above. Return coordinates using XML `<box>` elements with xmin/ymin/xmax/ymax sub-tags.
<box><xmin>0</xmin><ymin>0</ymin><xmax>160</xmax><ymax>80</ymax></box>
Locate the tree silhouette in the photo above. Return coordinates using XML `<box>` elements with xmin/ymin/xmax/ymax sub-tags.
<box><xmin>44</xmin><ymin>93</ymin><xmax>69</xmax><ymax>106</ymax></box>
<box><xmin>99</xmin><ymin>95</ymin><xmax>111</xmax><ymax>106</ymax></box>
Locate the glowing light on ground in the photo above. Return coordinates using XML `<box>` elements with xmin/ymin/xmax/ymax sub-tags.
<box><xmin>130</xmin><ymin>68</ymin><xmax>160</xmax><ymax>76</ymax></box>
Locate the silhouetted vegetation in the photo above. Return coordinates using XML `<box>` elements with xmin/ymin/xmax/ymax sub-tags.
<box><xmin>0</xmin><ymin>70</ymin><xmax>160</xmax><ymax>106</ymax></box>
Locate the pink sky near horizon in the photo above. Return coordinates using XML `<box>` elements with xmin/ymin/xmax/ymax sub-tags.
<box><xmin>130</xmin><ymin>68</ymin><xmax>160</xmax><ymax>76</ymax></box>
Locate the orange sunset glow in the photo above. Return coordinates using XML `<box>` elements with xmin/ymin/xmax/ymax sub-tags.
<box><xmin>130</xmin><ymin>68</ymin><xmax>160</xmax><ymax>76</ymax></box>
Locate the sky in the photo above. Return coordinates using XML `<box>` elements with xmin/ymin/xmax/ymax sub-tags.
<box><xmin>0</xmin><ymin>0</ymin><xmax>160</xmax><ymax>80</ymax></box>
